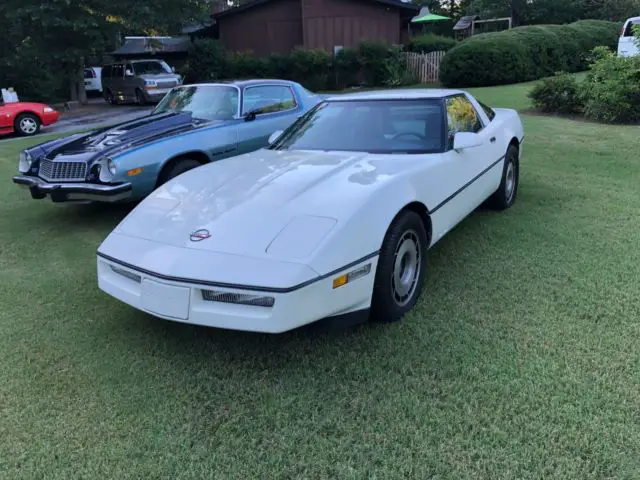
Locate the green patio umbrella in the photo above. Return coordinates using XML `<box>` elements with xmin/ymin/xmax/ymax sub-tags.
<box><xmin>411</xmin><ymin>7</ymin><xmax>450</xmax><ymax>23</ymax></box>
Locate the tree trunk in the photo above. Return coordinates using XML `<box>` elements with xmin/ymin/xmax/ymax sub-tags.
<box><xmin>78</xmin><ymin>61</ymin><xmax>87</xmax><ymax>105</ymax></box>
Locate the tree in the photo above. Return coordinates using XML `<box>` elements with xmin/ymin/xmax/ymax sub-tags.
<box><xmin>0</xmin><ymin>0</ymin><xmax>210</xmax><ymax>103</ymax></box>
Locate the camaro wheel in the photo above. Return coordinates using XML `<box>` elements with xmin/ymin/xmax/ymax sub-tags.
<box><xmin>488</xmin><ymin>144</ymin><xmax>519</xmax><ymax>210</ymax></box>
<box><xmin>15</xmin><ymin>113</ymin><xmax>41</xmax><ymax>136</ymax></box>
<box><xmin>371</xmin><ymin>210</ymin><xmax>428</xmax><ymax>323</ymax></box>
<box><xmin>159</xmin><ymin>158</ymin><xmax>202</xmax><ymax>186</ymax></box>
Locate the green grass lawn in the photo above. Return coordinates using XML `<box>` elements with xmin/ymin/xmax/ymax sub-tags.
<box><xmin>2</xmin><ymin>79</ymin><xmax>640</xmax><ymax>479</ymax></box>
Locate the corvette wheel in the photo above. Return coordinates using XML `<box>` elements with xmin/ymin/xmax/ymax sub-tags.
<box><xmin>488</xmin><ymin>144</ymin><xmax>519</xmax><ymax>210</ymax></box>
<box><xmin>15</xmin><ymin>113</ymin><xmax>41</xmax><ymax>136</ymax></box>
<box><xmin>371</xmin><ymin>210</ymin><xmax>428</xmax><ymax>323</ymax></box>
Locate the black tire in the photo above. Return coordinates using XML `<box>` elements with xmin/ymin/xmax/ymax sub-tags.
<box><xmin>158</xmin><ymin>158</ymin><xmax>202</xmax><ymax>186</ymax></box>
<box><xmin>104</xmin><ymin>89</ymin><xmax>117</xmax><ymax>105</ymax></box>
<box><xmin>15</xmin><ymin>113</ymin><xmax>41</xmax><ymax>136</ymax></box>
<box><xmin>488</xmin><ymin>144</ymin><xmax>519</xmax><ymax>211</ymax></box>
<box><xmin>135</xmin><ymin>89</ymin><xmax>147</xmax><ymax>106</ymax></box>
<box><xmin>370</xmin><ymin>210</ymin><xmax>428</xmax><ymax>323</ymax></box>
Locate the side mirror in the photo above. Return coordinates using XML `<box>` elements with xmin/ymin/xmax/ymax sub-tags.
<box><xmin>171</xmin><ymin>66</ymin><xmax>176</xmax><ymax>73</ymax></box>
<box><xmin>268</xmin><ymin>130</ymin><xmax>283</xmax><ymax>145</ymax></box>
<box><xmin>453</xmin><ymin>132</ymin><xmax>483</xmax><ymax>152</ymax></box>
<box><xmin>125</xmin><ymin>69</ymin><xmax>133</xmax><ymax>77</ymax></box>
<box><xmin>244</xmin><ymin>108</ymin><xmax>262</xmax><ymax>122</ymax></box>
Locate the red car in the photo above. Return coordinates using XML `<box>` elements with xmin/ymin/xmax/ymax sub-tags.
<box><xmin>0</xmin><ymin>101</ymin><xmax>60</xmax><ymax>137</ymax></box>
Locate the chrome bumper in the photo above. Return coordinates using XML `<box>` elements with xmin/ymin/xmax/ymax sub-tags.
<box><xmin>12</xmin><ymin>175</ymin><xmax>133</xmax><ymax>203</ymax></box>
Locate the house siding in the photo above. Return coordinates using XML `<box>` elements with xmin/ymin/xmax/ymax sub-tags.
<box><xmin>301</xmin><ymin>0</ymin><xmax>401</xmax><ymax>51</ymax></box>
<box><xmin>218</xmin><ymin>0</ymin><xmax>303</xmax><ymax>55</ymax></box>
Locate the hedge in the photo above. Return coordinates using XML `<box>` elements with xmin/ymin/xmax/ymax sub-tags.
<box><xmin>406</xmin><ymin>34</ymin><xmax>456</xmax><ymax>54</ymax></box>
<box><xmin>439</xmin><ymin>20</ymin><xmax>621</xmax><ymax>87</ymax></box>
<box><xmin>182</xmin><ymin>39</ymin><xmax>416</xmax><ymax>91</ymax></box>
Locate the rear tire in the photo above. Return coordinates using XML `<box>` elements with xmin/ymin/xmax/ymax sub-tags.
<box><xmin>488</xmin><ymin>144</ymin><xmax>519</xmax><ymax>211</ymax></box>
<box><xmin>370</xmin><ymin>210</ymin><xmax>428</xmax><ymax>323</ymax></box>
<box><xmin>158</xmin><ymin>158</ymin><xmax>202</xmax><ymax>186</ymax></box>
<box><xmin>15</xmin><ymin>113</ymin><xmax>41</xmax><ymax>136</ymax></box>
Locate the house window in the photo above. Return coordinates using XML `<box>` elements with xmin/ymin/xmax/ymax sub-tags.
<box><xmin>242</xmin><ymin>85</ymin><xmax>297</xmax><ymax>115</ymax></box>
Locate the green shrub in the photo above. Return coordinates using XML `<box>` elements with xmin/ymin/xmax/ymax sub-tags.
<box><xmin>333</xmin><ymin>47</ymin><xmax>360</xmax><ymax>89</ymax></box>
<box><xmin>528</xmin><ymin>72</ymin><xmax>583</xmax><ymax>114</ymax></box>
<box><xmin>580</xmin><ymin>48</ymin><xmax>640</xmax><ymax>124</ymax></box>
<box><xmin>182</xmin><ymin>38</ymin><xmax>226</xmax><ymax>83</ymax></box>
<box><xmin>439</xmin><ymin>20</ymin><xmax>620</xmax><ymax>87</ymax></box>
<box><xmin>356</xmin><ymin>40</ymin><xmax>391</xmax><ymax>86</ymax></box>
<box><xmin>407</xmin><ymin>34</ymin><xmax>456</xmax><ymax>54</ymax></box>
<box><xmin>225</xmin><ymin>51</ymin><xmax>268</xmax><ymax>79</ymax></box>
<box><xmin>287</xmin><ymin>47</ymin><xmax>332</xmax><ymax>91</ymax></box>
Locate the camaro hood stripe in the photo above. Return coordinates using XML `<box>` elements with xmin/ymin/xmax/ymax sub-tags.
<box><xmin>96</xmin><ymin>250</ymin><xmax>380</xmax><ymax>293</ymax></box>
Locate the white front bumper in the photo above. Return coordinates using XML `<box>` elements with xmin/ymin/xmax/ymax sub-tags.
<box><xmin>97</xmin><ymin>255</ymin><xmax>377</xmax><ymax>333</ymax></box>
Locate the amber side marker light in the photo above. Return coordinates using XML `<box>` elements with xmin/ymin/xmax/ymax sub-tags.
<box><xmin>127</xmin><ymin>167</ymin><xmax>143</xmax><ymax>176</ymax></box>
<box><xmin>332</xmin><ymin>263</ymin><xmax>372</xmax><ymax>289</ymax></box>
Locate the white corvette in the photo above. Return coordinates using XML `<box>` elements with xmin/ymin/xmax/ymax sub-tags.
<box><xmin>96</xmin><ymin>89</ymin><xmax>524</xmax><ymax>333</ymax></box>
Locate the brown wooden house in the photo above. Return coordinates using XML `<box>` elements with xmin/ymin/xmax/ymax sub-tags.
<box><xmin>211</xmin><ymin>0</ymin><xmax>419</xmax><ymax>56</ymax></box>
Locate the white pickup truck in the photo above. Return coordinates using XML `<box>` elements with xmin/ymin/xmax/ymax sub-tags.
<box><xmin>618</xmin><ymin>16</ymin><xmax>640</xmax><ymax>57</ymax></box>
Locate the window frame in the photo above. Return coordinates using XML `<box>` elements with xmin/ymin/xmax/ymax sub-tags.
<box><xmin>443</xmin><ymin>93</ymin><xmax>485</xmax><ymax>151</ymax></box>
<box><xmin>240</xmin><ymin>84</ymin><xmax>299</xmax><ymax>117</ymax></box>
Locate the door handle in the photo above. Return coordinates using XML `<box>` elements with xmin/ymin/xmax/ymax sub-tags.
<box><xmin>490</xmin><ymin>137</ymin><xmax>496</xmax><ymax>143</ymax></box>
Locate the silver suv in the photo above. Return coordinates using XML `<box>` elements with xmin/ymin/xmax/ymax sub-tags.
<box><xmin>101</xmin><ymin>59</ymin><xmax>183</xmax><ymax>105</ymax></box>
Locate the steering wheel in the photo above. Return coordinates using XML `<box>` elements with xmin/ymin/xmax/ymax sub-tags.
<box><xmin>392</xmin><ymin>132</ymin><xmax>427</xmax><ymax>141</ymax></box>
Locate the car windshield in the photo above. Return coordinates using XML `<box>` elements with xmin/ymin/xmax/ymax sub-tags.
<box><xmin>152</xmin><ymin>85</ymin><xmax>240</xmax><ymax>121</ymax></box>
<box><xmin>133</xmin><ymin>60</ymin><xmax>172</xmax><ymax>75</ymax></box>
<box><xmin>270</xmin><ymin>99</ymin><xmax>445</xmax><ymax>154</ymax></box>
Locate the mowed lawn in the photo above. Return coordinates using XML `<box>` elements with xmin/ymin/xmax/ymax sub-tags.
<box><xmin>1</xmin><ymin>80</ymin><xmax>640</xmax><ymax>479</ymax></box>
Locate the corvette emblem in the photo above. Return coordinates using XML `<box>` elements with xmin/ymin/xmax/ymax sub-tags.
<box><xmin>190</xmin><ymin>229</ymin><xmax>211</xmax><ymax>242</ymax></box>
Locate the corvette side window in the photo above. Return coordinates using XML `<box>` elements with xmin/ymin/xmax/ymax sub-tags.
<box><xmin>445</xmin><ymin>96</ymin><xmax>483</xmax><ymax>148</ymax></box>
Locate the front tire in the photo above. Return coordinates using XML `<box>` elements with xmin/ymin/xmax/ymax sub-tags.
<box><xmin>157</xmin><ymin>158</ymin><xmax>202</xmax><ymax>186</ymax></box>
<box><xmin>15</xmin><ymin>113</ymin><xmax>41</xmax><ymax>136</ymax></box>
<box><xmin>135</xmin><ymin>89</ymin><xmax>147</xmax><ymax>106</ymax></box>
<box><xmin>371</xmin><ymin>210</ymin><xmax>428</xmax><ymax>323</ymax></box>
<box><xmin>488</xmin><ymin>144</ymin><xmax>519</xmax><ymax>210</ymax></box>
<box><xmin>104</xmin><ymin>89</ymin><xmax>116</xmax><ymax>105</ymax></box>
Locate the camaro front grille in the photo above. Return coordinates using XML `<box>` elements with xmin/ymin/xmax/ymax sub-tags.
<box><xmin>202</xmin><ymin>289</ymin><xmax>275</xmax><ymax>308</ymax></box>
<box><xmin>39</xmin><ymin>159</ymin><xmax>87</xmax><ymax>182</ymax></box>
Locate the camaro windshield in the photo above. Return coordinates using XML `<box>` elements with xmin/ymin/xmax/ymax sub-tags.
<box><xmin>152</xmin><ymin>85</ymin><xmax>239</xmax><ymax>121</ymax></box>
<box><xmin>270</xmin><ymin>99</ymin><xmax>445</xmax><ymax>154</ymax></box>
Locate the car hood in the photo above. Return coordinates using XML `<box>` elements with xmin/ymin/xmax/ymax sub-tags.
<box><xmin>32</xmin><ymin>111</ymin><xmax>221</xmax><ymax>163</ymax></box>
<box><xmin>110</xmin><ymin>148</ymin><xmax>401</xmax><ymax>260</ymax></box>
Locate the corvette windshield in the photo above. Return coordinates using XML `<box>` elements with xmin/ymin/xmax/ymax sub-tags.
<box><xmin>270</xmin><ymin>99</ymin><xmax>445</xmax><ymax>154</ymax></box>
<box><xmin>152</xmin><ymin>85</ymin><xmax>239</xmax><ymax>121</ymax></box>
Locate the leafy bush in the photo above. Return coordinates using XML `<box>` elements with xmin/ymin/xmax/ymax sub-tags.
<box><xmin>406</xmin><ymin>34</ymin><xmax>456</xmax><ymax>54</ymax></box>
<box><xmin>439</xmin><ymin>20</ymin><xmax>620</xmax><ymax>87</ymax></box>
<box><xmin>580</xmin><ymin>48</ymin><xmax>640</xmax><ymax>124</ymax></box>
<box><xmin>182</xmin><ymin>38</ymin><xmax>226</xmax><ymax>83</ymax></box>
<box><xmin>286</xmin><ymin>48</ymin><xmax>332</xmax><ymax>91</ymax></box>
<box><xmin>528</xmin><ymin>72</ymin><xmax>583</xmax><ymax>114</ymax></box>
<box><xmin>183</xmin><ymin>38</ymin><xmax>412</xmax><ymax>91</ymax></box>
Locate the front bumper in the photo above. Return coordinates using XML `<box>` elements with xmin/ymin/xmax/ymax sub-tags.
<box><xmin>97</xmin><ymin>253</ymin><xmax>377</xmax><ymax>334</ymax></box>
<box><xmin>13</xmin><ymin>175</ymin><xmax>132</xmax><ymax>203</ymax></box>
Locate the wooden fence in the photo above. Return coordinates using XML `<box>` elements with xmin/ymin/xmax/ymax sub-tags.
<box><xmin>404</xmin><ymin>51</ymin><xmax>446</xmax><ymax>84</ymax></box>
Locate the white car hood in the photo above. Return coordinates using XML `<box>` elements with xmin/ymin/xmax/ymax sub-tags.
<box><xmin>112</xmin><ymin>148</ymin><xmax>393</xmax><ymax>260</ymax></box>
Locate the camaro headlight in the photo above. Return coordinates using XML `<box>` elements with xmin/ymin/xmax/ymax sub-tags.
<box><xmin>145</xmin><ymin>80</ymin><xmax>157</xmax><ymax>87</ymax></box>
<box><xmin>107</xmin><ymin>158</ymin><xmax>116</xmax><ymax>176</ymax></box>
<box><xmin>18</xmin><ymin>151</ymin><xmax>32</xmax><ymax>173</ymax></box>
